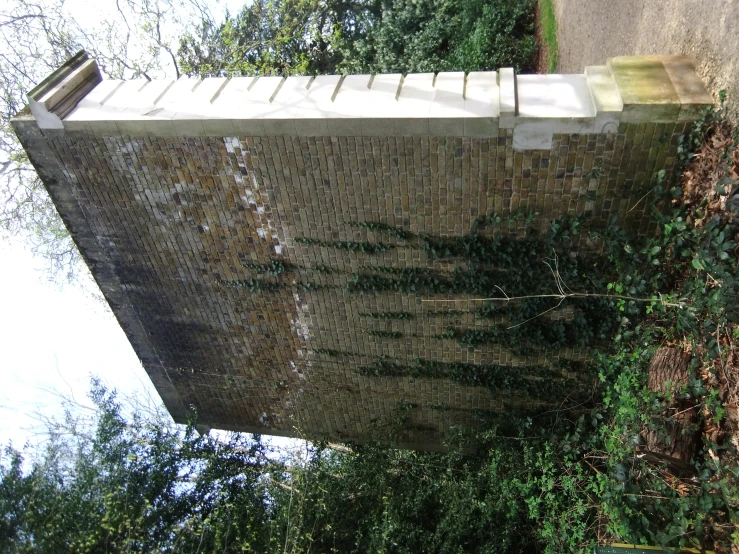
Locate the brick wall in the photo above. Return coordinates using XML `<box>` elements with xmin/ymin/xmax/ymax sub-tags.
<box><xmin>37</xmin><ymin>122</ymin><xmax>687</xmax><ymax>447</ymax></box>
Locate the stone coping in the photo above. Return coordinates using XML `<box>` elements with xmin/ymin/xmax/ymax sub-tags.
<box><xmin>20</xmin><ymin>53</ymin><xmax>713</xmax><ymax>150</ymax></box>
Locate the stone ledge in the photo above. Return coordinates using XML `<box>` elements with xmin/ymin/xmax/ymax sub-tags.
<box><xmin>18</xmin><ymin>52</ymin><xmax>713</xmax><ymax>150</ymax></box>
<box><xmin>608</xmin><ymin>55</ymin><xmax>713</xmax><ymax>123</ymax></box>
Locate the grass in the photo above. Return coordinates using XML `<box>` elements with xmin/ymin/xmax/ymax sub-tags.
<box><xmin>538</xmin><ymin>0</ymin><xmax>559</xmax><ymax>73</ymax></box>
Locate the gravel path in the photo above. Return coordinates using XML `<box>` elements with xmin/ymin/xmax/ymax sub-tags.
<box><xmin>551</xmin><ymin>0</ymin><xmax>739</xmax><ymax>118</ymax></box>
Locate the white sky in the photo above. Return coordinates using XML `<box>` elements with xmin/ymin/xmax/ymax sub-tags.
<box><xmin>0</xmin><ymin>237</ymin><xmax>157</xmax><ymax>447</ymax></box>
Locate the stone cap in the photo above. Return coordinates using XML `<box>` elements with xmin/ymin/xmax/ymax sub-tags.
<box><xmin>17</xmin><ymin>52</ymin><xmax>713</xmax><ymax>149</ymax></box>
<box><xmin>26</xmin><ymin>50</ymin><xmax>102</xmax><ymax>130</ymax></box>
<box><xmin>607</xmin><ymin>55</ymin><xmax>714</xmax><ymax>122</ymax></box>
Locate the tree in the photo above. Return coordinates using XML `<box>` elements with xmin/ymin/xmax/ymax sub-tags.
<box><xmin>177</xmin><ymin>0</ymin><xmax>537</xmax><ymax>78</ymax></box>
<box><xmin>0</xmin><ymin>380</ymin><xmax>545</xmax><ymax>553</ymax></box>
<box><xmin>0</xmin><ymin>380</ymin><xmax>288</xmax><ymax>553</ymax></box>
<box><xmin>333</xmin><ymin>0</ymin><xmax>537</xmax><ymax>75</ymax></box>
<box><xmin>178</xmin><ymin>0</ymin><xmax>381</xmax><ymax>77</ymax></box>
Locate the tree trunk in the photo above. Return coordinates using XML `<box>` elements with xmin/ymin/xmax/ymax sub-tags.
<box><xmin>642</xmin><ymin>348</ymin><xmax>701</xmax><ymax>467</ymax></box>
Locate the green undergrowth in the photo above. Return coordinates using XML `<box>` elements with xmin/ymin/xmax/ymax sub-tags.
<box><xmin>307</xmin><ymin>102</ymin><xmax>739</xmax><ymax>552</ymax></box>
<box><xmin>489</xmin><ymin>102</ymin><xmax>739</xmax><ymax>551</ymax></box>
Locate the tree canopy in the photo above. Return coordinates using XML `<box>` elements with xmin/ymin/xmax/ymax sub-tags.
<box><xmin>0</xmin><ymin>381</ymin><xmax>543</xmax><ymax>553</ymax></box>
<box><xmin>178</xmin><ymin>0</ymin><xmax>537</xmax><ymax>77</ymax></box>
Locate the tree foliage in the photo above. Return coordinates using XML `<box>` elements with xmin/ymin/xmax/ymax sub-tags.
<box><xmin>333</xmin><ymin>0</ymin><xmax>536</xmax><ymax>75</ymax></box>
<box><xmin>0</xmin><ymin>381</ymin><xmax>530</xmax><ymax>553</ymax></box>
<box><xmin>177</xmin><ymin>0</ymin><xmax>536</xmax><ymax>77</ymax></box>
<box><xmin>178</xmin><ymin>0</ymin><xmax>381</xmax><ymax>77</ymax></box>
<box><xmin>0</xmin><ymin>381</ymin><xmax>287</xmax><ymax>553</ymax></box>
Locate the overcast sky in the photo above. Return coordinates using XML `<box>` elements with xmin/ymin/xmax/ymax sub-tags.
<box><xmin>0</xmin><ymin>237</ymin><xmax>159</xmax><ymax>447</ymax></box>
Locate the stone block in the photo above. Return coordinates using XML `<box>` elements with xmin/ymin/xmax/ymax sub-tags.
<box><xmin>585</xmin><ymin>65</ymin><xmax>623</xmax><ymax>132</ymax></box>
<box><xmin>201</xmin><ymin>118</ymin><xmax>236</xmax><ymax>136</ymax></box>
<box><xmin>427</xmin><ymin>117</ymin><xmax>463</xmax><ymax>136</ymax></box>
<box><xmin>62</xmin><ymin>119</ymin><xmax>93</xmax><ymax>133</ymax></box>
<box><xmin>232</xmin><ymin>119</ymin><xmax>266</xmax><ymax>136</ymax></box>
<box><xmin>360</xmin><ymin>74</ymin><xmax>403</xmax><ymax>136</ymax></box>
<box><xmin>28</xmin><ymin>52</ymin><xmax>102</xmax><ymax>128</ymax></box>
<box><xmin>142</xmin><ymin>119</ymin><xmax>176</xmax><ymax>137</ymax></box>
<box><xmin>361</xmin><ymin>118</ymin><xmax>397</xmax><ymax>137</ymax></box>
<box><xmin>660</xmin><ymin>55</ymin><xmax>714</xmax><ymax>120</ymax></box>
<box><xmin>170</xmin><ymin>117</ymin><xmax>206</xmax><ymax>137</ymax></box>
<box><xmin>263</xmin><ymin>118</ymin><xmax>298</xmax><ymax>136</ymax></box>
<box><xmin>327</xmin><ymin>118</ymin><xmax>363</xmax><ymax>136</ymax></box>
<box><xmin>464</xmin><ymin>117</ymin><xmax>499</xmax><ymax>137</ymax></box>
<box><xmin>512</xmin><ymin>118</ymin><xmax>554</xmax><ymax>150</ymax></box>
<box><xmin>429</xmin><ymin>72</ymin><xmax>466</xmax><ymax>136</ymax></box>
<box><xmin>194</xmin><ymin>77</ymin><xmax>233</xmax><ymax>113</ymax></box>
<box><xmin>513</xmin><ymin>75</ymin><xmax>596</xmax><ymax>149</ymax></box>
<box><xmin>393</xmin><ymin>117</ymin><xmax>430</xmax><ymax>136</ymax></box>
<box><xmin>584</xmin><ymin>65</ymin><xmax>624</xmax><ymax>113</ymax></box>
<box><xmin>393</xmin><ymin>73</ymin><xmax>437</xmax><ymax>135</ymax></box>
<box><xmin>117</xmin><ymin>119</ymin><xmax>151</xmax><ymax>136</ymax></box>
<box><xmin>302</xmin><ymin>75</ymin><xmax>342</xmax><ymax>110</ymax></box>
<box><xmin>293</xmin><ymin>118</ymin><xmax>330</xmax><ymax>136</ymax></box>
<box><xmin>517</xmin><ymin>74</ymin><xmax>596</xmax><ymax>119</ymax></box>
<box><xmin>608</xmin><ymin>56</ymin><xmax>681</xmax><ymax>122</ymax></box>
<box><xmin>77</xmin><ymin>79</ymin><xmax>125</xmax><ymax>106</ymax></box>
<box><xmin>498</xmin><ymin>68</ymin><xmax>516</xmax><ymax>129</ymax></box>
<box><xmin>86</xmin><ymin>120</ymin><xmax>122</xmax><ymax>136</ymax></box>
<box><xmin>464</xmin><ymin>71</ymin><xmax>500</xmax><ymax>137</ymax></box>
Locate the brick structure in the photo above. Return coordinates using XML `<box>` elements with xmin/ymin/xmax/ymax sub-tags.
<box><xmin>13</xmin><ymin>52</ymin><xmax>712</xmax><ymax>448</ymax></box>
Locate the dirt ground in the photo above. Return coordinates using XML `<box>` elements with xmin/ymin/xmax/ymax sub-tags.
<box><xmin>551</xmin><ymin>0</ymin><xmax>739</xmax><ymax>119</ymax></box>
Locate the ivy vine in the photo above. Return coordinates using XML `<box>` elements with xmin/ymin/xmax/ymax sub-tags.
<box><xmin>346</xmin><ymin>221</ymin><xmax>413</xmax><ymax>241</ymax></box>
<box><xmin>359</xmin><ymin>312</ymin><xmax>413</xmax><ymax>320</ymax></box>
<box><xmin>295</xmin><ymin>237</ymin><xmax>395</xmax><ymax>254</ymax></box>
<box><xmin>241</xmin><ymin>259</ymin><xmax>291</xmax><ymax>276</ymax></box>
<box><xmin>222</xmin><ymin>211</ymin><xmax>641</xmax><ymax>399</ymax></box>
<box><xmin>367</xmin><ymin>330</ymin><xmax>403</xmax><ymax>339</ymax></box>
<box><xmin>358</xmin><ymin>357</ymin><xmax>594</xmax><ymax>404</ymax></box>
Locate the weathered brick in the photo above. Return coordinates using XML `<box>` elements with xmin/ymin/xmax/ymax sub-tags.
<box><xmin>14</xmin><ymin>122</ymin><xmax>688</xmax><ymax>448</ymax></box>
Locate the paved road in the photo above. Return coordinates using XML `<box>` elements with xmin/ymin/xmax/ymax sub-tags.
<box><xmin>552</xmin><ymin>0</ymin><xmax>739</xmax><ymax>119</ymax></box>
